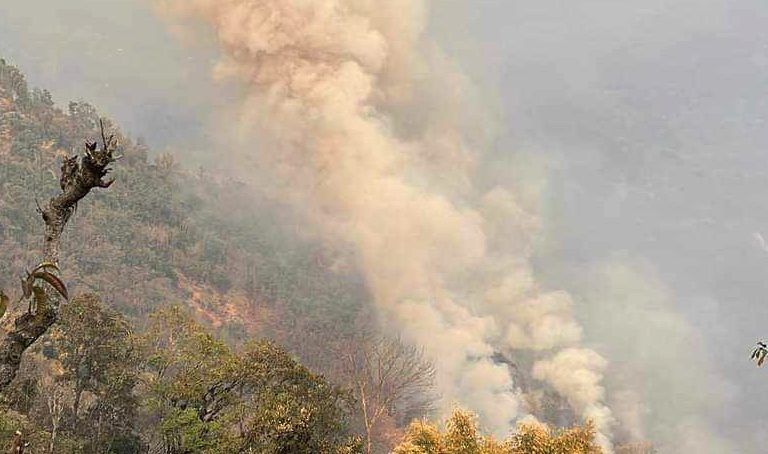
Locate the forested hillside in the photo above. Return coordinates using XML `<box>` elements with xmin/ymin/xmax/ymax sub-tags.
<box><xmin>0</xmin><ymin>59</ymin><xmax>623</xmax><ymax>453</ymax></box>
<box><xmin>0</xmin><ymin>57</ymin><xmax>375</xmax><ymax>451</ymax></box>
<box><xmin>0</xmin><ymin>57</ymin><xmax>367</xmax><ymax>342</ymax></box>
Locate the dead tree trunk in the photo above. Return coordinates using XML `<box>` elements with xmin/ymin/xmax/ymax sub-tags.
<box><xmin>0</xmin><ymin>120</ymin><xmax>118</xmax><ymax>390</ymax></box>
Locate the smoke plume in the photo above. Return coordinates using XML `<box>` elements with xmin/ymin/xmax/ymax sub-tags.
<box><xmin>154</xmin><ymin>0</ymin><xmax>614</xmax><ymax>448</ymax></box>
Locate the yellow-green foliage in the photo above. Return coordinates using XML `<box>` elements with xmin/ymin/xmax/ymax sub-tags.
<box><xmin>508</xmin><ymin>421</ymin><xmax>602</xmax><ymax>454</ymax></box>
<box><xmin>393</xmin><ymin>409</ymin><xmax>603</xmax><ymax>454</ymax></box>
<box><xmin>141</xmin><ymin>306</ymin><xmax>361</xmax><ymax>454</ymax></box>
<box><xmin>393</xmin><ymin>420</ymin><xmax>442</xmax><ymax>454</ymax></box>
<box><xmin>444</xmin><ymin>409</ymin><xmax>482</xmax><ymax>454</ymax></box>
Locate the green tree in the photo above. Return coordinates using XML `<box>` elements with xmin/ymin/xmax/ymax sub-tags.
<box><xmin>508</xmin><ymin>421</ymin><xmax>602</xmax><ymax>454</ymax></box>
<box><xmin>54</xmin><ymin>294</ymin><xmax>140</xmax><ymax>452</ymax></box>
<box><xmin>141</xmin><ymin>306</ymin><xmax>361</xmax><ymax>454</ymax></box>
<box><xmin>235</xmin><ymin>340</ymin><xmax>361</xmax><ymax>454</ymax></box>
<box><xmin>393</xmin><ymin>409</ymin><xmax>603</xmax><ymax>454</ymax></box>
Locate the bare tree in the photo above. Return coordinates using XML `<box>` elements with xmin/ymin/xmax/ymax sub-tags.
<box><xmin>0</xmin><ymin>120</ymin><xmax>118</xmax><ymax>390</ymax></box>
<box><xmin>342</xmin><ymin>334</ymin><xmax>436</xmax><ymax>454</ymax></box>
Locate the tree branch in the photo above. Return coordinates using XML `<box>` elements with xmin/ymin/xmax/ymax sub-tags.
<box><xmin>43</xmin><ymin>119</ymin><xmax>117</xmax><ymax>264</ymax></box>
<box><xmin>0</xmin><ymin>121</ymin><xmax>118</xmax><ymax>390</ymax></box>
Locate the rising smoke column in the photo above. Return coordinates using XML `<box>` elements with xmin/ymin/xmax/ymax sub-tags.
<box><xmin>155</xmin><ymin>0</ymin><xmax>613</xmax><ymax>448</ymax></box>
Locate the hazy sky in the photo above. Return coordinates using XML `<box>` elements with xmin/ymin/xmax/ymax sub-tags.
<box><xmin>432</xmin><ymin>2</ymin><xmax>768</xmax><ymax>450</ymax></box>
<box><xmin>0</xmin><ymin>0</ymin><xmax>225</xmax><ymax>151</ymax></box>
<box><xmin>3</xmin><ymin>0</ymin><xmax>768</xmax><ymax>451</ymax></box>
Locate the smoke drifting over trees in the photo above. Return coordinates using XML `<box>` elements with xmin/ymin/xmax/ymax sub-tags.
<box><xmin>1</xmin><ymin>0</ymin><xmax>767</xmax><ymax>452</ymax></box>
<box><xmin>150</xmin><ymin>0</ymin><xmax>621</xmax><ymax>449</ymax></box>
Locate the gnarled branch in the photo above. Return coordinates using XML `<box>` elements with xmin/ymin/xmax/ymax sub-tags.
<box><xmin>0</xmin><ymin>119</ymin><xmax>118</xmax><ymax>390</ymax></box>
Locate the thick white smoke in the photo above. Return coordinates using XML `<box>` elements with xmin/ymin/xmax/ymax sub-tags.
<box><xmin>154</xmin><ymin>0</ymin><xmax>614</xmax><ymax>448</ymax></box>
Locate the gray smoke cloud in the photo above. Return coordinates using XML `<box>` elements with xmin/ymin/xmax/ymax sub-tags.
<box><xmin>150</xmin><ymin>1</ymin><xmax>615</xmax><ymax>448</ymax></box>
<box><xmin>575</xmin><ymin>260</ymin><xmax>739</xmax><ymax>452</ymax></box>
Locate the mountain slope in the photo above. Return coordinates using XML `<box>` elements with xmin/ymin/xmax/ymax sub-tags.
<box><xmin>0</xmin><ymin>57</ymin><xmax>365</xmax><ymax>351</ymax></box>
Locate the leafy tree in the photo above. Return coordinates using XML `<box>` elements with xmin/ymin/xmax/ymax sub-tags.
<box><xmin>508</xmin><ymin>421</ymin><xmax>602</xmax><ymax>454</ymax></box>
<box><xmin>47</xmin><ymin>294</ymin><xmax>140</xmax><ymax>452</ymax></box>
<box><xmin>55</xmin><ymin>294</ymin><xmax>137</xmax><ymax>420</ymax></box>
<box><xmin>392</xmin><ymin>409</ymin><xmax>603</xmax><ymax>454</ymax></box>
<box><xmin>141</xmin><ymin>306</ymin><xmax>361</xmax><ymax>453</ymax></box>
<box><xmin>236</xmin><ymin>340</ymin><xmax>362</xmax><ymax>454</ymax></box>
